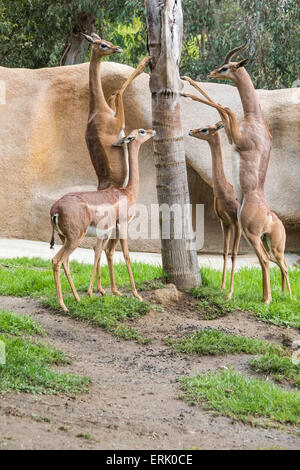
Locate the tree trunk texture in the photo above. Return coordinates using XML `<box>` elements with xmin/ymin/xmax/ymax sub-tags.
<box><xmin>145</xmin><ymin>0</ymin><xmax>201</xmax><ymax>290</ymax></box>
<box><xmin>60</xmin><ymin>11</ymin><xmax>95</xmax><ymax>66</ymax></box>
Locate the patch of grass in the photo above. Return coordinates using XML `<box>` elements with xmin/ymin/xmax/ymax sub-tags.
<box><xmin>59</xmin><ymin>426</ymin><xmax>69</xmax><ymax>432</ymax></box>
<box><xmin>41</xmin><ymin>292</ymin><xmax>151</xmax><ymax>344</ymax></box>
<box><xmin>193</xmin><ymin>266</ymin><xmax>300</xmax><ymax>329</ymax></box>
<box><xmin>31</xmin><ymin>415</ymin><xmax>51</xmax><ymax>423</ymax></box>
<box><xmin>0</xmin><ymin>258</ymin><xmax>51</xmax><ymax>269</ymax></box>
<box><xmin>0</xmin><ymin>257</ymin><xmax>159</xmax><ymax>342</ymax></box>
<box><xmin>0</xmin><ymin>333</ymin><xmax>90</xmax><ymax>395</ymax></box>
<box><xmin>249</xmin><ymin>353</ymin><xmax>300</xmax><ymax>388</ymax></box>
<box><xmin>166</xmin><ymin>328</ymin><xmax>283</xmax><ymax>356</ymax></box>
<box><xmin>191</xmin><ymin>286</ymin><xmax>235</xmax><ymax>319</ymax></box>
<box><xmin>135</xmin><ymin>278</ymin><xmax>166</xmax><ymax>292</ymax></box>
<box><xmin>0</xmin><ymin>257</ymin><xmax>161</xmax><ymax>298</ymax></box>
<box><xmin>0</xmin><ymin>309</ymin><xmax>45</xmax><ymax>336</ymax></box>
<box><xmin>113</xmin><ymin>324</ymin><xmax>151</xmax><ymax>344</ymax></box>
<box><xmin>179</xmin><ymin>369</ymin><xmax>300</xmax><ymax>427</ymax></box>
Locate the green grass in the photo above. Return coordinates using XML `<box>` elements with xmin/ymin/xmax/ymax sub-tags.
<box><xmin>0</xmin><ymin>311</ymin><xmax>90</xmax><ymax>395</ymax></box>
<box><xmin>0</xmin><ymin>335</ymin><xmax>90</xmax><ymax>395</ymax></box>
<box><xmin>0</xmin><ymin>309</ymin><xmax>45</xmax><ymax>336</ymax></box>
<box><xmin>0</xmin><ymin>257</ymin><xmax>161</xmax><ymax>298</ymax></box>
<box><xmin>76</xmin><ymin>433</ymin><xmax>93</xmax><ymax>440</ymax></box>
<box><xmin>1</xmin><ymin>257</ymin><xmax>299</xmax><ymax>336</ymax></box>
<box><xmin>135</xmin><ymin>279</ymin><xmax>166</xmax><ymax>292</ymax></box>
<box><xmin>191</xmin><ymin>286</ymin><xmax>235</xmax><ymax>319</ymax></box>
<box><xmin>42</xmin><ymin>293</ymin><xmax>151</xmax><ymax>344</ymax></box>
<box><xmin>250</xmin><ymin>353</ymin><xmax>300</xmax><ymax>388</ymax></box>
<box><xmin>0</xmin><ymin>257</ymin><xmax>161</xmax><ymax>342</ymax></box>
<box><xmin>192</xmin><ymin>266</ymin><xmax>300</xmax><ymax>329</ymax></box>
<box><xmin>166</xmin><ymin>328</ymin><xmax>284</xmax><ymax>356</ymax></box>
<box><xmin>179</xmin><ymin>369</ymin><xmax>300</xmax><ymax>427</ymax></box>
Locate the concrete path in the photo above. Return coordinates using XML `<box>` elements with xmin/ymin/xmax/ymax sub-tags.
<box><xmin>1</xmin><ymin>238</ymin><xmax>299</xmax><ymax>270</ymax></box>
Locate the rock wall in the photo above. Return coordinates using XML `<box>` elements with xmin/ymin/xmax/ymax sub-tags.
<box><xmin>0</xmin><ymin>62</ymin><xmax>299</xmax><ymax>253</ymax></box>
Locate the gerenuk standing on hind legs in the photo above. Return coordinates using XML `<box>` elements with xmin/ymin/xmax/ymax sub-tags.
<box><xmin>82</xmin><ymin>32</ymin><xmax>151</xmax><ymax>191</ymax></box>
<box><xmin>182</xmin><ymin>43</ymin><xmax>292</xmax><ymax>303</ymax></box>
<box><xmin>80</xmin><ymin>33</ymin><xmax>151</xmax><ymax>297</ymax></box>
<box><xmin>182</xmin><ymin>77</ymin><xmax>241</xmax><ymax>299</ymax></box>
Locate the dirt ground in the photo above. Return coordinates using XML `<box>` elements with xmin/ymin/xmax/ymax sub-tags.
<box><xmin>0</xmin><ymin>290</ymin><xmax>300</xmax><ymax>450</ymax></box>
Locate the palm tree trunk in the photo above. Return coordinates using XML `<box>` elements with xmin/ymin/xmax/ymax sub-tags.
<box><xmin>145</xmin><ymin>0</ymin><xmax>201</xmax><ymax>290</ymax></box>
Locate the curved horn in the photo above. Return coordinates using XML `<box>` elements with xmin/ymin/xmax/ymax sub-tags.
<box><xmin>224</xmin><ymin>42</ymin><xmax>248</xmax><ymax>64</ymax></box>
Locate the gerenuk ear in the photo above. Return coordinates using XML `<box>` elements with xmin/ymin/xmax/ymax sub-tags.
<box><xmin>91</xmin><ymin>32</ymin><xmax>101</xmax><ymax>41</ymax></box>
<box><xmin>112</xmin><ymin>135</ymin><xmax>136</xmax><ymax>147</ymax></box>
<box><xmin>215</xmin><ymin>121</ymin><xmax>224</xmax><ymax>131</ymax></box>
<box><xmin>235</xmin><ymin>58</ymin><xmax>249</xmax><ymax>69</ymax></box>
<box><xmin>81</xmin><ymin>33</ymin><xmax>95</xmax><ymax>44</ymax></box>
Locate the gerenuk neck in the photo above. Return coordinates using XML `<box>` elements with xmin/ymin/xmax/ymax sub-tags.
<box><xmin>209</xmin><ymin>134</ymin><xmax>228</xmax><ymax>197</ymax></box>
<box><xmin>234</xmin><ymin>67</ymin><xmax>262</xmax><ymax>118</ymax></box>
<box><xmin>126</xmin><ymin>143</ymin><xmax>141</xmax><ymax>201</ymax></box>
<box><xmin>89</xmin><ymin>49</ymin><xmax>110</xmax><ymax>113</ymax></box>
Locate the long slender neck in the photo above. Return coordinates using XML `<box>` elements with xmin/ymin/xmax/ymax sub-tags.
<box><xmin>126</xmin><ymin>142</ymin><xmax>141</xmax><ymax>201</ymax></box>
<box><xmin>208</xmin><ymin>134</ymin><xmax>228</xmax><ymax>194</ymax></box>
<box><xmin>234</xmin><ymin>68</ymin><xmax>272</xmax><ymax>190</ymax></box>
<box><xmin>233</xmin><ymin>68</ymin><xmax>261</xmax><ymax>117</ymax></box>
<box><xmin>89</xmin><ymin>48</ymin><xmax>109</xmax><ymax>112</ymax></box>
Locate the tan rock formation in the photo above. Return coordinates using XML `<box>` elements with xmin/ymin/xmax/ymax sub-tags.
<box><xmin>0</xmin><ymin>62</ymin><xmax>299</xmax><ymax>252</ymax></box>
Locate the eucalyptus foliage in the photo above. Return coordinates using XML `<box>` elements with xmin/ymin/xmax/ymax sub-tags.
<box><xmin>0</xmin><ymin>0</ymin><xmax>298</xmax><ymax>89</ymax></box>
<box><xmin>181</xmin><ymin>0</ymin><xmax>300</xmax><ymax>89</ymax></box>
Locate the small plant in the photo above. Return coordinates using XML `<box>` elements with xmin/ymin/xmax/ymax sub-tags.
<box><xmin>58</xmin><ymin>426</ymin><xmax>69</xmax><ymax>432</ymax></box>
<box><xmin>76</xmin><ymin>433</ymin><xmax>93</xmax><ymax>440</ymax></box>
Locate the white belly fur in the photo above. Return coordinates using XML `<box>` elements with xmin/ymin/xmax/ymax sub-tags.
<box><xmin>232</xmin><ymin>149</ymin><xmax>243</xmax><ymax>205</ymax></box>
<box><xmin>238</xmin><ymin>197</ymin><xmax>252</xmax><ymax>247</ymax></box>
<box><xmin>120</xmin><ymin>129</ymin><xmax>129</xmax><ymax>188</ymax></box>
<box><xmin>237</xmin><ymin>197</ymin><xmax>245</xmax><ymax>226</ymax></box>
<box><xmin>86</xmin><ymin>225</ymin><xmax>115</xmax><ymax>238</ymax></box>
